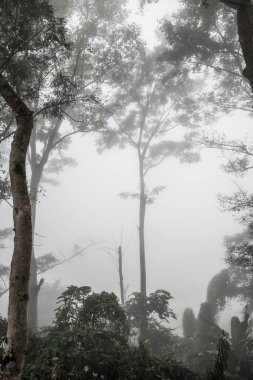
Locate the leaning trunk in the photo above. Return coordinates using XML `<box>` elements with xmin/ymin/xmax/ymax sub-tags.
<box><xmin>0</xmin><ymin>74</ymin><xmax>33</xmax><ymax>379</ymax></box>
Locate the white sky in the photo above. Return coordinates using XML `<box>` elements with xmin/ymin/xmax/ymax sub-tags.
<box><xmin>1</xmin><ymin>0</ymin><xmax>252</xmax><ymax>331</ymax></box>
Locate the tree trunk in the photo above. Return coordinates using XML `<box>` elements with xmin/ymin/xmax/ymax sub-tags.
<box><xmin>28</xmin><ymin>251</ymin><xmax>38</xmax><ymax>330</ymax></box>
<box><xmin>118</xmin><ymin>246</ymin><xmax>125</xmax><ymax>305</ymax></box>
<box><xmin>27</xmin><ymin>166</ymin><xmax>41</xmax><ymax>330</ymax></box>
<box><xmin>138</xmin><ymin>157</ymin><xmax>147</xmax><ymax>297</ymax></box>
<box><xmin>237</xmin><ymin>4</ymin><xmax>253</xmax><ymax>90</ymax></box>
<box><xmin>0</xmin><ymin>74</ymin><xmax>33</xmax><ymax>380</ymax></box>
<box><xmin>220</xmin><ymin>1</ymin><xmax>253</xmax><ymax>90</ymax></box>
<box><xmin>27</xmin><ymin>118</ymin><xmax>62</xmax><ymax>329</ymax></box>
<box><xmin>138</xmin><ymin>155</ymin><xmax>148</xmax><ymax>342</ymax></box>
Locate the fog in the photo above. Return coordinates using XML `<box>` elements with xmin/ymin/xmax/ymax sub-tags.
<box><xmin>1</xmin><ymin>118</ymin><xmax>252</xmax><ymax>327</ymax></box>
<box><xmin>0</xmin><ymin>0</ymin><xmax>252</xmax><ymax>332</ymax></box>
<box><xmin>24</xmin><ymin>113</ymin><xmax>253</xmax><ymax>326</ymax></box>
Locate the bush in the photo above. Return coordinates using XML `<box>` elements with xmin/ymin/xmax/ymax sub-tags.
<box><xmin>22</xmin><ymin>286</ymin><xmax>200</xmax><ymax>380</ymax></box>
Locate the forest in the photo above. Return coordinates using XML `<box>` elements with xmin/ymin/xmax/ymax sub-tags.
<box><xmin>1</xmin><ymin>0</ymin><xmax>253</xmax><ymax>379</ymax></box>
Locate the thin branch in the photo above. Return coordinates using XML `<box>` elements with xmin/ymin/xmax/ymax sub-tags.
<box><xmin>62</xmin><ymin>110</ymin><xmax>86</xmax><ymax>123</ymax></box>
<box><xmin>191</xmin><ymin>60</ymin><xmax>242</xmax><ymax>79</ymax></box>
<box><xmin>0</xmin><ymin>24</ymin><xmax>48</xmax><ymax>73</ymax></box>
<box><xmin>144</xmin><ymin>156</ymin><xmax>167</xmax><ymax>176</ymax></box>
<box><xmin>214</xmin><ymin>23</ymin><xmax>244</xmax><ymax>75</ymax></box>
<box><xmin>38</xmin><ymin>244</ymin><xmax>94</xmax><ymax>275</ymax></box>
<box><xmin>0</xmin><ymin>288</ymin><xmax>8</xmax><ymax>298</ymax></box>
<box><xmin>113</xmin><ymin>116</ymin><xmax>138</xmax><ymax>148</ymax></box>
<box><xmin>0</xmin><ymin>131</ymin><xmax>15</xmax><ymax>143</ymax></box>
<box><xmin>196</xmin><ymin>139</ymin><xmax>253</xmax><ymax>156</ymax></box>
<box><xmin>51</xmin><ymin>130</ymin><xmax>81</xmax><ymax>149</ymax></box>
<box><xmin>4</xmin><ymin>199</ymin><xmax>13</xmax><ymax>209</ymax></box>
<box><xmin>141</xmin><ymin>102</ymin><xmax>173</xmax><ymax>159</ymax></box>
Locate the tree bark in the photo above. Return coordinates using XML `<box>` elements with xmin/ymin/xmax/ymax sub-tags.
<box><xmin>237</xmin><ymin>4</ymin><xmax>253</xmax><ymax>90</ymax></box>
<box><xmin>0</xmin><ymin>74</ymin><xmax>33</xmax><ymax>379</ymax></box>
<box><xmin>220</xmin><ymin>0</ymin><xmax>253</xmax><ymax>91</ymax></box>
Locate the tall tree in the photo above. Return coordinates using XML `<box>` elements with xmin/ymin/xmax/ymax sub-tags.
<box><xmin>26</xmin><ymin>0</ymin><xmax>142</xmax><ymax>329</ymax></box>
<box><xmin>0</xmin><ymin>74</ymin><xmax>33</xmax><ymax>380</ymax></box>
<box><xmin>0</xmin><ymin>0</ymin><xmax>141</xmax><ymax>329</ymax></box>
<box><xmin>182</xmin><ymin>308</ymin><xmax>197</xmax><ymax>339</ymax></box>
<box><xmin>99</xmin><ymin>47</ymin><xmax>204</xmax><ymax>340</ymax></box>
<box><xmin>0</xmin><ymin>0</ymin><xmax>73</xmax><ymax>376</ymax></box>
<box><xmin>0</xmin><ymin>0</ymin><xmax>71</xmax><ymax>332</ymax></box>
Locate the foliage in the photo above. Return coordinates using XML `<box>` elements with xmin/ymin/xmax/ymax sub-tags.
<box><xmin>217</xmin><ymin>186</ymin><xmax>253</xmax><ymax>283</ymax></box>
<box><xmin>200</xmin><ymin>135</ymin><xmax>253</xmax><ymax>177</ymax></box>
<box><xmin>38</xmin><ymin>280</ymin><xmax>65</xmax><ymax>327</ymax></box>
<box><xmin>28</xmin><ymin>0</ymin><xmax>143</xmax><ymax>188</ymax></box>
<box><xmin>157</xmin><ymin>0</ymin><xmax>253</xmax><ymax>293</ymax></box>
<box><xmin>23</xmin><ymin>287</ymin><xmax>128</xmax><ymax>379</ymax></box>
<box><xmin>206</xmin><ymin>269</ymin><xmax>230</xmax><ymax>314</ymax></box>
<box><xmin>203</xmin><ymin>265</ymin><xmax>253</xmax><ymax>320</ymax></box>
<box><xmin>22</xmin><ymin>286</ymin><xmax>200</xmax><ymax>379</ymax></box>
<box><xmin>205</xmin><ymin>331</ymin><xmax>230</xmax><ymax>380</ymax></box>
<box><xmin>160</xmin><ymin>0</ymin><xmax>253</xmax><ymax>216</ymax></box>
<box><xmin>125</xmin><ymin>290</ymin><xmax>176</xmax><ymax>330</ymax></box>
<box><xmin>98</xmin><ymin>47</ymin><xmax>202</xmax><ymax>165</ymax></box>
<box><xmin>125</xmin><ymin>290</ymin><xmax>180</xmax><ymax>358</ymax></box>
<box><xmin>0</xmin><ymin>0</ymin><xmax>72</xmax><ymax>141</ymax></box>
<box><xmin>223</xmin><ymin>225</ymin><xmax>253</xmax><ymax>289</ymax></box>
<box><xmin>54</xmin><ymin>285</ymin><xmax>92</xmax><ymax>327</ymax></box>
<box><xmin>119</xmin><ymin>185</ymin><xmax>166</xmax><ymax>204</ymax></box>
<box><xmin>0</xmin><ymin>158</ymin><xmax>10</xmax><ymax>200</ymax></box>
<box><xmin>36</xmin><ymin>253</ymin><xmax>59</xmax><ymax>274</ymax></box>
<box><xmin>139</xmin><ymin>0</ymin><xmax>159</xmax><ymax>7</ymax></box>
<box><xmin>23</xmin><ymin>332</ymin><xmax>200</xmax><ymax>380</ymax></box>
<box><xmin>0</xmin><ymin>315</ymin><xmax>7</xmax><ymax>363</ymax></box>
<box><xmin>119</xmin><ymin>344</ymin><xmax>200</xmax><ymax>380</ymax></box>
<box><xmin>98</xmin><ymin>43</ymin><xmax>202</xmax><ymax>336</ymax></box>
<box><xmin>161</xmin><ymin>0</ymin><xmax>250</xmax><ymax>114</ymax></box>
<box><xmin>97</xmin><ymin>44</ymin><xmax>203</xmax><ymax>216</ymax></box>
<box><xmin>183</xmin><ymin>289</ymin><xmax>253</xmax><ymax>377</ymax></box>
<box><xmin>190</xmin><ymin>302</ymin><xmax>222</xmax><ymax>372</ymax></box>
<box><xmin>0</xmin><ymin>177</ymin><xmax>10</xmax><ymax>201</ymax></box>
<box><xmin>182</xmin><ymin>308</ymin><xmax>197</xmax><ymax>339</ymax></box>
<box><xmin>0</xmin><ymin>315</ymin><xmax>7</xmax><ymax>349</ymax></box>
<box><xmin>225</xmin><ymin>307</ymin><xmax>253</xmax><ymax>379</ymax></box>
<box><xmin>160</xmin><ymin>1</ymin><xmax>253</xmax><ymax>295</ymax></box>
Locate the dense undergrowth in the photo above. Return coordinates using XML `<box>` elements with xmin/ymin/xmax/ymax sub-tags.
<box><xmin>1</xmin><ymin>285</ymin><xmax>253</xmax><ymax>379</ymax></box>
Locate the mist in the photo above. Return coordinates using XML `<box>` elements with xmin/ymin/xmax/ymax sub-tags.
<box><xmin>1</xmin><ymin>0</ymin><xmax>253</xmax><ymax>378</ymax></box>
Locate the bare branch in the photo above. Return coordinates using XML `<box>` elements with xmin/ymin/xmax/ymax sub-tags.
<box><xmin>38</xmin><ymin>244</ymin><xmax>94</xmax><ymax>275</ymax></box>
